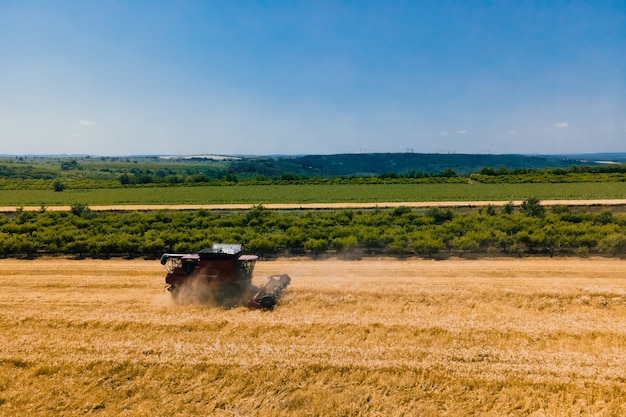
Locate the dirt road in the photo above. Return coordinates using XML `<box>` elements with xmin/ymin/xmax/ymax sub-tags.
<box><xmin>4</xmin><ymin>199</ymin><xmax>626</xmax><ymax>212</ymax></box>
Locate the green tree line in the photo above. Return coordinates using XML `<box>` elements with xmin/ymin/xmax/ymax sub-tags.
<box><xmin>1</xmin><ymin>200</ymin><xmax>625</xmax><ymax>259</ymax></box>
<box><xmin>1</xmin><ymin>157</ymin><xmax>625</xmax><ymax>191</ymax></box>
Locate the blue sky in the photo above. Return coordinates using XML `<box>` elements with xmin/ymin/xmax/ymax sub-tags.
<box><xmin>1</xmin><ymin>1</ymin><xmax>624</xmax><ymax>156</ymax></box>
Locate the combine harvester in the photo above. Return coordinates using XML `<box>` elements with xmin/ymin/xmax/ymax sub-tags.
<box><xmin>160</xmin><ymin>244</ymin><xmax>290</xmax><ymax>309</ymax></box>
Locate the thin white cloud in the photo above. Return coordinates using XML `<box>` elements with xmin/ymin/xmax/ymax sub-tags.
<box><xmin>457</xmin><ymin>130</ymin><xmax>467</xmax><ymax>135</ymax></box>
<box><xmin>506</xmin><ymin>129</ymin><xmax>518</xmax><ymax>135</ymax></box>
<box><xmin>555</xmin><ymin>122</ymin><xmax>568</xmax><ymax>128</ymax></box>
<box><xmin>78</xmin><ymin>119</ymin><xmax>95</xmax><ymax>127</ymax></box>
<box><xmin>440</xmin><ymin>130</ymin><xmax>449</xmax><ymax>136</ymax></box>
<box><xmin>70</xmin><ymin>119</ymin><xmax>97</xmax><ymax>141</ymax></box>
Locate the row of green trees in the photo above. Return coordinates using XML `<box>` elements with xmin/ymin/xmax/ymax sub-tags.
<box><xmin>1</xmin><ymin>200</ymin><xmax>625</xmax><ymax>259</ymax></box>
<box><xmin>2</xmin><ymin>156</ymin><xmax>625</xmax><ymax>190</ymax></box>
<box><xmin>7</xmin><ymin>167</ymin><xmax>626</xmax><ymax>192</ymax></box>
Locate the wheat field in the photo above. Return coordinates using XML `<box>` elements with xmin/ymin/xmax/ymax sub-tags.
<box><xmin>1</xmin><ymin>257</ymin><xmax>625</xmax><ymax>416</ymax></box>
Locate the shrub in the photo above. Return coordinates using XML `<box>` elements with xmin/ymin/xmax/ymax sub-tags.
<box><xmin>53</xmin><ymin>181</ymin><xmax>65</xmax><ymax>192</ymax></box>
<box><xmin>520</xmin><ymin>197</ymin><xmax>545</xmax><ymax>217</ymax></box>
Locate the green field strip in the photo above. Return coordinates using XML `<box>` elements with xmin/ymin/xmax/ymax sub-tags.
<box><xmin>0</xmin><ymin>182</ymin><xmax>625</xmax><ymax>207</ymax></box>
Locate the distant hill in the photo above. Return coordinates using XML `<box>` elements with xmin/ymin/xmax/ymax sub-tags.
<box><xmin>226</xmin><ymin>153</ymin><xmax>624</xmax><ymax>178</ymax></box>
<box><xmin>2</xmin><ymin>152</ymin><xmax>624</xmax><ymax>181</ymax></box>
<box><xmin>556</xmin><ymin>153</ymin><xmax>626</xmax><ymax>164</ymax></box>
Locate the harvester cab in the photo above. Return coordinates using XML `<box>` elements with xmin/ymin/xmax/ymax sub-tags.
<box><xmin>161</xmin><ymin>244</ymin><xmax>290</xmax><ymax>309</ymax></box>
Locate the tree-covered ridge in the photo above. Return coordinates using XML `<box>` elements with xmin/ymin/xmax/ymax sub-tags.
<box><xmin>2</xmin><ymin>202</ymin><xmax>625</xmax><ymax>259</ymax></box>
<box><xmin>231</xmin><ymin>153</ymin><xmax>596</xmax><ymax>177</ymax></box>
